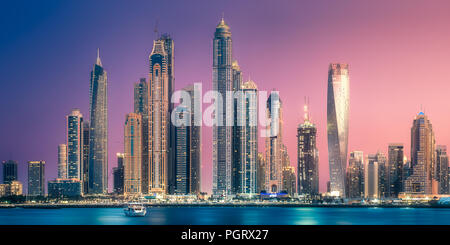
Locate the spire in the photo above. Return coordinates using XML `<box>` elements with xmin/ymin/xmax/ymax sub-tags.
<box><xmin>96</xmin><ymin>48</ymin><xmax>102</xmax><ymax>66</ymax></box>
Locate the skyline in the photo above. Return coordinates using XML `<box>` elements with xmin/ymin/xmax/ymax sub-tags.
<box><xmin>3</xmin><ymin>1</ymin><xmax>450</xmax><ymax>194</ymax></box>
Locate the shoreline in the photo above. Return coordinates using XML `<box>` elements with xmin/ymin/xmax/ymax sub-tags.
<box><xmin>1</xmin><ymin>203</ymin><xmax>450</xmax><ymax>209</ymax></box>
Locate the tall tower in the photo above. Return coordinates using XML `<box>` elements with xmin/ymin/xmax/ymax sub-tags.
<box><xmin>66</xmin><ymin>109</ymin><xmax>83</xmax><ymax>180</ymax></box>
<box><xmin>124</xmin><ymin>113</ymin><xmax>142</xmax><ymax>196</ymax></box>
<box><xmin>346</xmin><ymin>151</ymin><xmax>364</xmax><ymax>199</ymax></box>
<box><xmin>388</xmin><ymin>143</ymin><xmax>404</xmax><ymax>197</ymax></box>
<box><xmin>82</xmin><ymin>122</ymin><xmax>90</xmax><ymax>194</ymax></box>
<box><xmin>237</xmin><ymin>79</ymin><xmax>258</xmax><ymax>194</ymax></box>
<box><xmin>404</xmin><ymin>112</ymin><xmax>435</xmax><ymax>194</ymax></box>
<box><xmin>134</xmin><ymin>78</ymin><xmax>149</xmax><ymax>193</ymax></box>
<box><xmin>365</xmin><ymin>154</ymin><xmax>379</xmax><ymax>199</ymax></box>
<box><xmin>113</xmin><ymin>153</ymin><xmax>125</xmax><ymax>194</ymax></box>
<box><xmin>148</xmin><ymin>39</ymin><xmax>169</xmax><ymax>194</ymax></box>
<box><xmin>88</xmin><ymin>49</ymin><xmax>108</xmax><ymax>194</ymax></box>
<box><xmin>184</xmin><ymin>84</ymin><xmax>202</xmax><ymax>194</ymax></box>
<box><xmin>212</xmin><ymin>18</ymin><xmax>233</xmax><ymax>197</ymax></box>
<box><xmin>58</xmin><ymin>144</ymin><xmax>67</xmax><ymax>179</ymax></box>
<box><xmin>265</xmin><ymin>92</ymin><xmax>284</xmax><ymax>193</ymax></box>
<box><xmin>27</xmin><ymin>161</ymin><xmax>45</xmax><ymax>196</ymax></box>
<box><xmin>327</xmin><ymin>63</ymin><xmax>350</xmax><ymax>197</ymax></box>
<box><xmin>2</xmin><ymin>160</ymin><xmax>18</xmax><ymax>184</ymax></box>
<box><xmin>231</xmin><ymin>60</ymin><xmax>243</xmax><ymax>195</ymax></box>
<box><xmin>174</xmin><ymin>105</ymin><xmax>190</xmax><ymax>194</ymax></box>
<box><xmin>297</xmin><ymin>102</ymin><xmax>319</xmax><ymax>196</ymax></box>
<box><xmin>436</xmin><ymin>145</ymin><xmax>449</xmax><ymax>194</ymax></box>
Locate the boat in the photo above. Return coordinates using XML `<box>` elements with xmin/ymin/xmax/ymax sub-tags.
<box><xmin>124</xmin><ymin>203</ymin><xmax>147</xmax><ymax>217</ymax></box>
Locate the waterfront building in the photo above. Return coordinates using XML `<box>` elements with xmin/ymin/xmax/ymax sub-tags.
<box><xmin>257</xmin><ymin>153</ymin><xmax>266</xmax><ymax>193</ymax></box>
<box><xmin>134</xmin><ymin>78</ymin><xmax>149</xmax><ymax>194</ymax></box>
<box><xmin>231</xmin><ymin>60</ymin><xmax>243</xmax><ymax>195</ymax></box>
<box><xmin>88</xmin><ymin>49</ymin><xmax>108</xmax><ymax>194</ymax></box>
<box><xmin>327</xmin><ymin>63</ymin><xmax>350</xmax><ymax>197</ymax></box>
<box><xmin>235</xmin><ymin>79</ymin><xmax>258</xmax><ymax>194</ymax></box>
<box><xmin>148</xmin><ymin>38</ymin><xmax>170</xmax><ymax>195</ymax></box>
<box><xmin>113</xmin><ymin>153</ymin><xmax>124</xmax><ymax>194</ymax></box>
<box><xmin>48</xmin><ymin>179</ymin><xmax>82</xmax><ymax>198</ymax></box>
<box><xmin>388</xmin><ymin>143</ymin><xmax>404</xmax><ymax>197</ymax></box>
<box><xmin>82</xmin><ymin>122</ymin><xmax>90</xmax><ymax>194</ymax></box>
<box><xmin>365</xmin><ymin>154</ymin><xmax>379</xmax><ymax>199</ymax></box>
<box><xmin>0</xmin><ymin>181</ymin><xmax>24</xmax><ymax>196</ymax></box>
<box><xmin>282</xmin><ymin>166</ymin><xmax>296</xmax><ymax>196</ymax></box>
<box><xmin>184</xmin><ymin>84</ymin><xmax>202</xmax><ymax>194</ymax></box>
<box><xmin>213</xmin><ymin>18</ymin><xmax>233</xmax><ymax>197</ymax></box>
<box><xmin>436</xmin><ymin>145</ymin><xmax>449</xmax><ymax>194</ymax></box>
<box><xmin>174</xmin><ymin>106</ymin><xmax>190</xmax><ymax>194</ymax></box>
<box><xmin>66</xmin><ymin>109</ymin><xmax>83</xmax><ymax>180</ymax></box>
<box><xmin>124</xmin><ymin>113</ymin><xmax>142</xmax><ymax>196</ymax></box>
<box><xmin>297</xmin><ymin>103</ymin><xmax>319</xmax><ymax>196</ymax></box>
<box><xmin>346</xmin><ymin>151</ymin><xmax>364</xmax><ymax>199</ymax></box>
<box><xmin>58</xmin><ymin>144</ymin><xmax>67</xmax><ymax>179</ymax></box>
<box><xmin>404</xmin><ymin>112</ymin><xmax>435</xmax><ymax>194</ymax></box>
<box><xmin>27</xmin><ymin>161</ymin><xmax>45</xmax><ymax>196</ymax></box>
<box><xmin>2</xmin><ymin>160</ymin><xmax>18</xmax><ymax>184</ymax></box>
<box><xmin>265</xmin><ymin>92</ymin><xmax>284</xmax><ymax>193</ymax></box>
<box><xmin>376</xmin><ymin>152</ymin><xmax>388</xmax><ymax>198</ymax></box>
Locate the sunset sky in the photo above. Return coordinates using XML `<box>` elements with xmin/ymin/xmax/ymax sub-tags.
<box><xmin>2</xmin><ymin>0</ymin><xmax>450</xmax><ymax>193</ymax></box>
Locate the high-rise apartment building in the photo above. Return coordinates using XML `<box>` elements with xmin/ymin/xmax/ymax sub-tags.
<box><xmin>67</xmin><ymin>109</ymin><xmax>83</xmax><ymax>179</ymax></box>
<box><xmin>327</xmin><ymin>63</ymin><xmax>350</xmax><ymax>197</ymax></box>
<box><xmin>124</xmin><ymin>113</ymin><xmax>142</xmax><ymax>195</ymax></box>
<box><xmin>57</xmin><ymin>144</ymin><xmax>67</xmax><ymax>179</ymax></box>
<box><xmin>2</xmin><ymin>160</ymin><xmax>18</xmax><ymax>184</ymax></box>
<box><xmin>388</xmin><ymin>144</ymin><xmax>404</xmax><ymax>197</ymax></box>
<box><xmin>134</xmin><ymin>78</ymin><xmax>149</xmax><ymax>194</ymax></box>
<box><xmin>435</xmin><ymin>145</ymin><xmax>449</xmax><ymax>194</ymax></box>
<box><xmin>27</xmin><ymin>161</ymin><xmax>45</xmax><ymax>196</ymax></box>
<box><xmin>346</xmin><ymin>151</ymin><xmax>364</xmax><ymax>199</ymax></box>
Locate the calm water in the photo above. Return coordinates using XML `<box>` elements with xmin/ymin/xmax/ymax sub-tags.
<box><xmin>1</xmin><ymin>207</ymin><xmax>450</xmax><ymax>225</ymax></box>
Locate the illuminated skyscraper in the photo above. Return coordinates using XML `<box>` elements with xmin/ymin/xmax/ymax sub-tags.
<box><xmin>27</xmin><ymin>161</ymin><xmax>45</xmax><ymax>196</ymax></box>
<box><xmin>124</xmin><ymin>113</ymin><xmax>142</xmax><ymax>195</ymax></box>
<box><xmin>148</xmin><ymin>39</ymin><xmax>169</xmax><ymax>194</ymax></box>
<box><xmin>346</xmin><ymin>151</ymin><xmax>364</xmax><ymax>199</ymax></box>
<box><xmin>66</xmin><ymin>109</ymin><xmax>83</xmax><ymax>180</ymax></box>
<box><xmin>404</xmin><ymin>112</ymin><xmax>435</xmax><ymax>194</ymax></box>
<box><xmin>297</xmin><ymin>102</ymin><xmax>319</xmax><ymax>196</ymax></box>
<box><xmin>2</xmin><ymin>160</ymin><xmax>18</xmax><ymax>184</ymax></box>
<box><xmin>327</xmin><ymin>63</ymin><xmax>350</xmax><ymax>197</ymax></box>
<box><xmin>236</xmin><ymin>79</ymin><xmax>258</xmax><ymax>194</ymax></box>
<box><xmin>256</xmin><ymin>153</ymin><xmax>266</xmax><ymax>193</ymax></box>
<box><xmin>134</xmin><ymin>78</ymin><xmax>149</xmax><ymax>194</ymax></box>
<box><xmin>376</xmin><ymin>151</ymin><xmax>387</xmax><ymax>198</ymax></box>
<box><xmin>365</xmin><ymin>154</ymin><xmax>379</xmax><ymax>199</ymax></box>
<box><xmin>213</xmin><ymin>18</ymin><xmax>233</xmax><ymax>197</ymax></box>
<box><xmin>174</xmin><ymin>106</ymin><xmax>190</xmax><ymax>194</ymax></box>
<box><xmin>88</xmin><ymin>49</ymin><xmax>108</xmax><ymax>194</ymax></box>
<box><xmin>265</xmin><ymin>92</ymin><xmax>284</xmax><ymax>193</ymax></box>
<box><xmin>113</xmin><ymin>153</ymin><xmax>124</xmax><ymax>194</ymax></box>
<box><xmin>57</xmin><ymin>144</ymin><xmax>67</xmax><ymax>179</ymax></box>
<box><xmin>231</xmin><ymin>60</ymin><xmax>243</xmax><ymax>195</ymax></box>
<box><xmin>388</xmin><ymin>143</ymin><xmax>404</xmax><ymax>197</ymax></box>
<box><xmin>184</xmin><ymin>84</ymin><xmax>202</xmax><ymax>194</ymax></box>
<box><xmin>82</xmin><ymin>122</ymin><xmax>89</xmax><ymax>194</ymax></box>
<box><xmin>435</xmin><ymin>145</ymin><xmax>448</xmax><ymax>194</ymax></box>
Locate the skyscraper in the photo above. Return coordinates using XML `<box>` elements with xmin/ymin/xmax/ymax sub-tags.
<box><xmin>134</xmin><ymin>78</ymin><xmax>149</xmax><ymax>194</ymax></box>
<box><xmin>256</xmin><ymin>153</ymin><xmax>266</xmax><ymax>193</ymax></box>
<box><xmin>213</xmin><ymin>18</ymin><xmax>233</xmax><ymax>197</ymax></box>
<box><xmin>113</xmin><ymin>153</ymin><xmax>124</xmax><ymax>194</ymax></box>
<box><xmin>174</xmin><ymin>106</ymin><xmax>190</xmax><ymax>194</ymax></box>
<box><xmin>184</xmin><ymin>84</ymin><xmax>202</xmax><ymax>194</ymax></box>
<box><xmin>265</xmin><ymin>92</ymin><xmax>284</xmax><ymax>193</ymax></box>
<box><xmin>435</xmin><ymin>145</ymin><xmax>449</xmax><ymax>194</ymax></box>
<box><xmin>297</xmin><ymin>103</ymin><xmax>319</xmax><ymax>196</ymax></box>
<box><xmin>124</xmin><ymin>113</ymin><xmax>142</xmax><ymax>195</ymax></box>
<box><xmin>388</xmin><ymin>143</ymin><xmax>404</xmax><ymax>197</ymax></box>
<box><xmin>365</xmin><ymin>154</ymin><xmax>379</xmax><ymax>199</ymax></box>
<box><xmin>82</xmin><ymin>122</ymin><xmax>90</xmax><ymax>194</ymax></box>
<box><xmin>88</xmin><ymin>49</ymin><xmax>108</xmax><ymax>194</ymax></box>
<box><xmin>346</xmin><ymin>151</ymin><xmax>364</xmax><ymax>199</ymax></box>
<box><xmin>235</xmin><ymin>79</ymin><xmax>258</xmax><ymax>194</ymax></box>
<box><xmin>231</xmin><ymin>60</ymin><xmax>243</xmax><ymax>195</ymax></box>
<box><xmin>66</xmin><ymin>109</ymin><xmax>83</xmax><ymax>180</ymax></box>
<box><xmin>27</xmin><ymin>161</ymin><xmax>45</xmax><ymax>196</ymax></box>
<box><xmin>159</xmin><ymin>34</ymin><xmax>176</xmax><ymax>195</ymax></box>
<box><xmin>2</xmin><ymin>160</ymin><xmax>18</xmax><ymax>184</ymax></box>
<box><xmin>57</xmin><ymin>144</ymin><xmax>67</xmax><ymax>179</ymax></box>
<box><xmin>282</xmin><ymin>166</ymin><xmax>296</xmax><ymax>196</ymax></box>
<box><xmin>148</xmin><ymin>39</ymin><xmax>170</xmax><ymax>194</ymax></box>
<box><xmin>327</xmin><ymin>63</ymin><xmax>350</xmax><ymax>197</ymax></box>
<box><xmin>376</xmin><ymin>151</ymin><xmax>387</xmax><ymax>198</ymax></box>
<box><xmin>404</xmin><ymin>112</ymin><xmax>435</xmax><ymax>194</ymax></box>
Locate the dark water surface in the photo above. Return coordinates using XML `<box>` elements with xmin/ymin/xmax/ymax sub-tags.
<box><xmin>1</xmin><ymin>207</ymin><xmax>449</xmax><ymax>225</ymax></box>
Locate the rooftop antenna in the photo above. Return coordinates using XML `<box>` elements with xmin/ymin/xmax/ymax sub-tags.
<box><xmin>154</xmin><ymin>18</ymin><xmax>159</xmax><ymax>39</ymax></box>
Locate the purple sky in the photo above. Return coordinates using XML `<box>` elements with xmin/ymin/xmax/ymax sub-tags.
<box><xmin>2</xmin><ymin>0</ymin><xmax>450</xmax><ymax>194</ymax></box>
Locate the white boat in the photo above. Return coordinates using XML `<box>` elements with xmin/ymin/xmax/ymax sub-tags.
<box><xmin>124</xmin><ymin>203</ymin><xmax>147</xmax><ymax>217</ymax></box>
